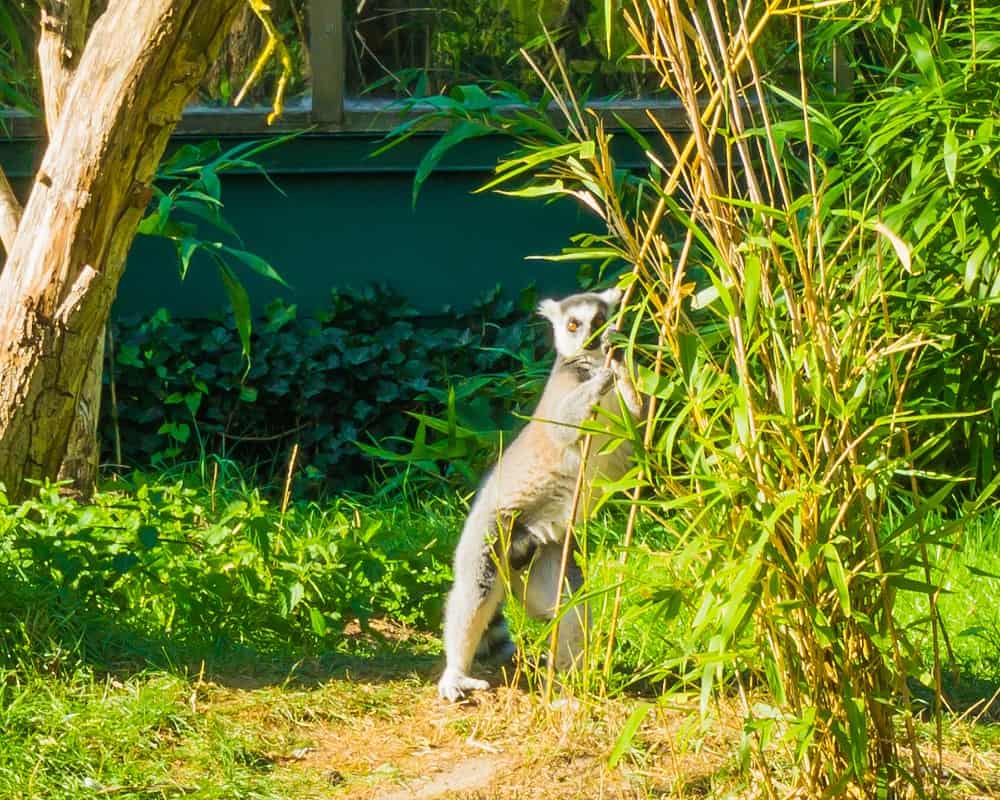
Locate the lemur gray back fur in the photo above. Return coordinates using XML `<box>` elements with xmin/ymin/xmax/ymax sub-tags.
<box><xmin>437</xmin><ymin>288</ymin><xmax>643</xmax><ymax>702</ymax></box>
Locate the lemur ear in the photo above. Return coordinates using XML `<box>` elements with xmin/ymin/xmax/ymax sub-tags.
<box><xmin>537</xmin><ymin>299</ymin><xmax>561</xmax><ymax>324</ymax></box>
<box><xmin>600</xmin><ymin>287</ymin><xmax>623</xmax><ymax>308</ymax></box>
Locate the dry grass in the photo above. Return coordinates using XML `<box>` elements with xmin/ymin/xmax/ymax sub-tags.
<box><xmin>168</xmin><ymin>626</ymin><xmax>999</xmax><ymax>799</ymax></box>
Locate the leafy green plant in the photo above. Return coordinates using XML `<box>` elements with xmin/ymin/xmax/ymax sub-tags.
<box><xmin>0</xmin><ymin>474</ymin><xmax>458</xmax><ymax>660</ymax></box>
<box><xmin>0</xmin><ymin>1</ymin><xmax>36</xmax><ymax>118</ymax></box>
<box><xmin>350</xmin><ymin>0</ymin><xmax>655</xmax><ymax>98</ymax></box>
<box><xmin>379</xmin><ymin>0</ymin><xmax>1000</xmax><ymax>794</ymax></box>
<box><xmin>103</xmin><ymin>284</ymin><xmax>549</xmax><ymax>492</ymax></box>
<box><xmin>826</xmin><ymin>7</ymin><xmax>1000</xmax><ymax>488</ymax></box>
<box><xmin>138</xmin><ymin>135</ymin><xmax>299</xmax><ymax>359</ymax></box>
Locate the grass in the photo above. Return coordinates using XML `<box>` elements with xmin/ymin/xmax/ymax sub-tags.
<box><xmin>0</xmin><ymin>471</ymin><xmax>998</xmax><ymax>798</ymax></box>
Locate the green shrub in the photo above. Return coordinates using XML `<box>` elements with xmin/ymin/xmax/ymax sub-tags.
<box><xmin>0</xmin><ymin>475</ymin><xmax>460</xmax><ymax>666</ymax></box>
<box><xmin>103</xmin><ymin>284</ymin><xmax>548</xmax><ymax>493</ymax></box>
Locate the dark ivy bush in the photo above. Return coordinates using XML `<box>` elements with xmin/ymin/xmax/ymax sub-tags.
<box><xmin>102</xmin><ymin>284</ymin><xmax>550</xmax><ymax>493</ymax></box>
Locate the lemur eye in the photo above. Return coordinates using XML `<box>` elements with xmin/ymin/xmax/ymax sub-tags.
<box><xmin>592</xmin><ymin>313</ymin><xmax>606</xmax><ymax>330</ymax></box>
<box><xmin>567</xmin><ymin>319</ymin><xmax>580</xmax><ymax>332</ymax></box>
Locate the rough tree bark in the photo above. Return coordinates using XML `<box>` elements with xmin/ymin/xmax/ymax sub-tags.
<box><xmin>0</xmin><ymin>169</ymin><xmax>21</xmax><ymax>254</ymax></box>
<box><xmin>39</xmin><ymin>0</ymin><xmax>103</xmax><ymax>495</ymax></box>
<box><xmin>0</xmin><ymin>0</ymin><xmax>244</xmax><ymax>501</ymax></box>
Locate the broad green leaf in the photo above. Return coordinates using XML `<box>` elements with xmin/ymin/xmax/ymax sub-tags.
<box><xmin>310</xmin><ymin>607</ymin><xmax>328</xmax><ymax>636</ymax></box>
<box><xmin>287</xmin><ymin>582</ymin><xmax>305</xmax><ymax>614</ymax></box>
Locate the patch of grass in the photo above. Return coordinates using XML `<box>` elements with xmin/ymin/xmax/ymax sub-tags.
<box><xmin>0</xmin><ymin>472</ymin><xmax>459</xmax><ymax>674</ymax></box>
<box><xmin>1</xmin><ymin>472</ymin><xmax>999</xmax><ymax>796</ymax></box>
<box><xmin>0</xmin><ymin>665</ymin><xmax>290</xmax><ymax>799</ymax></box>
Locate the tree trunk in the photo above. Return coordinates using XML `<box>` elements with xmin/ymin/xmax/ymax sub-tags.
<box><xmin>0</xmin><ymin>0</ymin><xmax>244</xmax><ymax>501</ymax></box>
<box><xmin>56</xmin><ymin>333</ymin><xmax>104</xmax><ymax>495</ymax></box>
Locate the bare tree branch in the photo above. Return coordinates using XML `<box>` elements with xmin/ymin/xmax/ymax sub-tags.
<box><xmin>38</xmin><ymin>0</ymin><xmax>91</xmax><ymax>133</ymax></box>
<box><xmin>0</xmin><ymin>165</ymin><xmax>22</xmax><ymax>257</ymax></box>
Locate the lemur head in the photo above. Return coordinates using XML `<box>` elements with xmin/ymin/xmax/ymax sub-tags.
<box><xmin>538</xmin><ymin>288</ymin><xmax>622</xmax><ymax>358</ymax></box>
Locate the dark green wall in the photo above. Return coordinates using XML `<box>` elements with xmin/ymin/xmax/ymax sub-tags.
<box><xmin>2</xmin><ymin>133</ymin><xmax>597</xmax><ymax>317</ymax></box>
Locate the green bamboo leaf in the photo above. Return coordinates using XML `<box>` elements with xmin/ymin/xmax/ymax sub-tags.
<box><xmin>479</xmin><ymin>142</ymin><xmax>594</xmax><ymax>193</ymax></box>
<box><xmin>888</xmin><ymin>576</ymin><xmax>948</xmax><ymax>595</ymax></box>
<box><xmin>743</xmin><ymin>253</ymin><xmax>761</xmax><ymax>328</ymax></box>
<box><xmin>964</xmin><ymin>239</ymin><xmax>989</xmax><ymax>292</ymax></box>
<box><xmin>413</xmin><ymin>120</ymin><xmax>493</xmax><ymax>206</ymax></box>
<box><xmin>823</xmin><ymin>544</ymin><xmax>851</xmax><ymax>617</ymax></box>
<box><xmin>966</xmin><ymin>564</ymin><xmax>1000</xmax><ymax>581</ymax></box>
<box><xmin>452</xmin><ymin>84</ymin><xmax>492</xmax><ymax>111</ymax></box>
<box><xmin>497</xmin><ymin>179</ymin><xmax>568</xmax><ymax>199</ymax></box>
<box><xmin>217</xmin><ymin>244</ymin><xmax>288</xmax><ymax>287</ymax></box>
<box><xmin>172</xmin><ymin>199</ymin><xmax>242</xmax><ymax>242</ymax></box>
<box><xmin>943</xmin><ymin>127</ymin><xmax>958</xmax><ymax>186</ymax></box>
<box><xmin>608</xmin><ymin>702</ymin><xmax>652</xmax><ymax>768</ymax></box>
<box><xmin>216</xmin><ymin>260</ymin><xmax>252</xmax><ymax>359</ymax></box>
<box><xmin>177</xmin><ymin>238</ymin><xmax>199</xmax><ymax>279</ymax></box>
<box><xmin>845</xmin><ymin>695</ymin><xmax>867</xmax><ymax>778</ymax></box>
<box><xmin>903</xmin><ymin>28</ymin><xmax>941</xmax><ymax>86</ymax></box>
<box><xmin>529</xmin><ymin>246</ymin><xmax>621</xmax><ymax>261</ymax></box>
<box><xmin>200</xmin><ymin>166</ymin><xmax>221</xmax><ymax>201</ymax></box>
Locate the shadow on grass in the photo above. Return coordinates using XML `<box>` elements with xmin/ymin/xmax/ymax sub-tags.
<box><xmin>0</xmin><ymin>569</ymin><xmax>443</xmax><ymax>691</ymax></box>
<box><xmin>909</xmin><ymin>671</ymin><xmax>1000</xmax><ymax>724</ymax></box>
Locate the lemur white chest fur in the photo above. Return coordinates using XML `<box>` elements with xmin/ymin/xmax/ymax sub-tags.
<box><xmin>437</xmin><ymin>288</ymin><xmax>643</xmax><ymax>702</ymax></box>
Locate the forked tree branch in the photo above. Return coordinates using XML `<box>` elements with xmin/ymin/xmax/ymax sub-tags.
<box><xmin>38</xmin><ymin>0</ymin><xmax>91</xmax><ymax>133</ymax></box>
<box><xmin>0</xmin><ymin>166</ymin><xmax>22</xmax><ymax>257</ymax></box>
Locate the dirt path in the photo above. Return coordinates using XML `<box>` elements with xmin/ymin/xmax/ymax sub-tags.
<box><xmin>189</xmin><ymin>626</ymin><xmax>1000</xmax><ymax>800</ymax></box>
<box><xmin>374</xmin><ymin>754</ymin><xmax>512</xmax><ymax>800</ymax></box>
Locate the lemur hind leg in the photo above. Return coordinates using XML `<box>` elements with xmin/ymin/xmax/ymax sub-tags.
<box><xmin>438</xmin><ymin>512</ymin><xmax>534</xmax><ymax>700</ymax></box>
<box><xmin>519</xmin><ymin>540</ymin><xmax>587</xmax><ymax>671</ymax></box>
<box><xmin>438</xmin><ymin>523</ymin><xmax>505</xmax><ymax>701</ymax></box>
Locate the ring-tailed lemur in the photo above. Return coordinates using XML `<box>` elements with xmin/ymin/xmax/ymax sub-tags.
<box><xmin>437</xmin><ymin>288</ymin><xmax>643</xmax><ymax>702</ymax></box>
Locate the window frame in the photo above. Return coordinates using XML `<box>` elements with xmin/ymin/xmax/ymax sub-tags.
<box><xmin>0</xmin><ymin>0</ymin><xmax>721</xmax><ymax>140</ymax></box>
<box><xmin>1</xmin><ymin>2</ymin><xmax>851</xmax><ymax>140</ymax></box>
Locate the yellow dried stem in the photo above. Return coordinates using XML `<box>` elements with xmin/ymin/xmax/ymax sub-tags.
<box><xmin>233</xmin><ymin>0</ymin><xmax>294</xmax><ymax>124</ymax></box>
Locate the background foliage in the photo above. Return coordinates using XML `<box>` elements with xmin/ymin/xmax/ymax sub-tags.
<box><xmin>103</xmin><ymin>284</ymin><xmax>550</xmax><ymax>493</ymax></box>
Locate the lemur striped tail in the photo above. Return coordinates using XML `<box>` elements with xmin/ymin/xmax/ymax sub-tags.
<box><xmin>475</xmin><ymin>606</ymin><xmax>516</xmax><ymax>663</ymax></box>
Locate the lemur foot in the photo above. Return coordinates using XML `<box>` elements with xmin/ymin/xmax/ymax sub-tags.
<box><xmin>438</xmin><ymin>669</ymin><xmax>490</xmax><ymax>702</ymax></box>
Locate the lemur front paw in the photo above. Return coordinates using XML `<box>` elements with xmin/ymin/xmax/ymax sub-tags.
<box><xmin>593</xmin><ymin>366</ymin><xmax>615</xmax><ymax>395</ymax></box>
<box><xmin>600</xmin><ymin>328</ymin><xmax>621</xmax><ymax>362</ymax></box>
<box><xmin>437</xmin><ymin>668</ymin><xmax>490</xmax><ymax>702</ymax></box>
